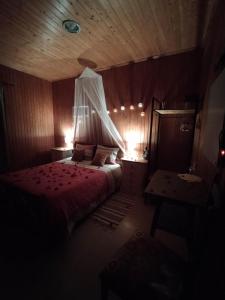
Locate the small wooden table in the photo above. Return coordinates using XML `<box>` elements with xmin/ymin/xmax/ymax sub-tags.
<box><xmin>120</xmin><ymin>158</ymin><xmax>148</xmax><ymax>195</ymax></box>
<box><xmin>51</xmin><ymin>147</ymin><xmax>73</xmax><ymax>161</ymax></box>
<box><xmin>145</xmin><ymin>170</ymin><xmax>209</xmax><ymax>245</ymax></box>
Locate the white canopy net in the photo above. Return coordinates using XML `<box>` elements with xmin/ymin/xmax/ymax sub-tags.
<box><xmin>73</xmin><ymin>67</ymin><xmax>125</xmax><ymax>153</ymax></box>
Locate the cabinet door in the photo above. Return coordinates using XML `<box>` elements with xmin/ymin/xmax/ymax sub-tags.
<box><xmin>157</xmin><ymin>116</ymin><xmax>194</xmax><ymax>172</ymax></box>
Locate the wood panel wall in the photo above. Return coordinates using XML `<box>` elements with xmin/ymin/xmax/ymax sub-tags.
<box><xmin>0</xmin><ymin>65</ymin><xmax>54</xmax><ymax>171</ymax></box>
<box><xmin>199</xmin><ymin>0</ymin><xmax>225</xmax><ymax>97</ymax></box>
<box><xmin>53</xmin><ymin>50</ymin><xmax>200</xmax><ymax>160</ymax></box>
<box><xmin>192</xmin><ymin>1</ymin><xmax>225</xmax><ymax>184</ymax></box>
<box><xmin>53</xmin><ymin>77</ymin><xmax>75</xmax><ymax>147</ymax></box>
<box><xmin>101</xmin><ymin>50</ymin><xmax>200</xmax><ymax>111</ymax></box>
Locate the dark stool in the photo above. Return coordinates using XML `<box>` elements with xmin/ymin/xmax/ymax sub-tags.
<box><xmin>99</xmin><ymin>232</ymin><xmax>188</xmax><ymax>300</ymax></box>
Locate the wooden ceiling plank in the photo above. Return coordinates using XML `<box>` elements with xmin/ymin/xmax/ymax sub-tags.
<box><xmin>148</xmin><ymin>0</ymin><xmax>172</xmax><ymax>53</ymax></box>
<box><xmin>115</xmin><ymin>0</ymin><xmax>151</xmax><ymax>57</ymax></box>
<box><xmin>181</xmin><ymin>0</ymin><xmax>198</xmax><ymax>49</ymax></box>
<box><xmin>0</xmin><ymin>33</ymin><xmax>79</xmax><ymax>81</ymax></box>
<box><xmin>22</xmin><ymin>1</ymin><xmax>91</xmax><ymax>53</ymax></box>
<box><xmin>127</xmin><ymin>0</ymin><xmax>157</xmax><ymax>55</ymax></box>
<box><xmin>51</xmin><ymin>0</ymin><xmax>109</xmax><ymax>44</ymax></box>
<box><xmin>0</xmin><ymin>3</ymin><xmax>78</xmax><ymax>59</ymax></box>
<box><xmin>0</xmin><ymin>8</ymin><xmax>91</xmax><ymax>68</ymax></box>
<box><xmin>168</xmin><ymin>0</ymin><xmax>181</xmax><ymax>50</ymax></box>
<box><xmin>113</xmin><ymin>0</ymin><xmax>149</xmax><ymax>57</ymax></box>
<box><xmin>41</xmin><ymin>0</ymin><xmax>100</xmax><ymax>46</ymax></box>
<box><xmin>0</xmin><ymin>51</ymin><xmax>71</xmax><ymax>81</ymax></box>
<box><xmin>0</xmin><ymin>0</ymin><xmax>212</xmax><ymax>81</ymax></box>
<box><xmin>127</xmin><ymin>0</ymin><xmax>166</xmax><ymax>55</ymax></box>
<box><xmin>2</xmin><ymin>0</ymin><xmax>91</xmax><ymax>59</ymax></box>
<box><xmin>0</xmin><ymin>25</ymin><xmax>64</xmax><ymax>63</ymax></box>
<box><xmin>99</xmin><ymin>0</ymin><xmax>139</xmax><ymax>59</ymax></box>
<box><xmin>50</xmin><ymin>1</ymin><xmax>135</xmax><ymax>68</ymax></box>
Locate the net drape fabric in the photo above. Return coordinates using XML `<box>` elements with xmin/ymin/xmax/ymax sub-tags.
<box><xmin>73</xmin><ymin>68</ymin><xmax>125</xmax><ymax>153</ymax></box>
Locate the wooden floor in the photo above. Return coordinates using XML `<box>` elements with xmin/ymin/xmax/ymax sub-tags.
<box><xmin>0</xmin><ymin>192</ymin><xmax>188</xmax><ymax>300</ymax></box>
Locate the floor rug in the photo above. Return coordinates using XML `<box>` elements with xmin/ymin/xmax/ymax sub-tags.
<box><xmin>91</xmin><ymin>193</ymin><xmax>136</xmax><ymax>230</ymax></box>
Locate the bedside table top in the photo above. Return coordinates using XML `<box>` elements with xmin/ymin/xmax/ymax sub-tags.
<box><xmin>51</xmin><ymin>147</ymin><xmax>73</xmax><ymax>151</ymax></box>
<box><xmin>121</xmin><ymin>157</ymin><xmax>148</xmax><ymax>164</ymax></box>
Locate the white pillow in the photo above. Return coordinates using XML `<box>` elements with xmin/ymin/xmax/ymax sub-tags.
<box><xmin>97</xmin><ymin>145</ymin><xmax>119</xmax><ymax>164</ymax></box>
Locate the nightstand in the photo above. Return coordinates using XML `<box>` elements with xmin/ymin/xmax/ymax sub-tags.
<box><xmin>120</xmin><ymin>158</ymin><xmax>148</xmax><ymax>195</ymax></box>
<box><xmin>51</xmin><ymin>147</ymin><xmax>73</xmax><ymax>161</ymax></box>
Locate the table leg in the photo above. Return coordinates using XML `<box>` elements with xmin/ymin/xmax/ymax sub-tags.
<box><xmin>150</xmin><ymin>201</ymin><xmax>162</xmax><ymax>236</ymax></box>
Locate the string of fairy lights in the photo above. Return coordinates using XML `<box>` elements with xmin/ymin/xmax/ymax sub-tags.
<box><xmin>90</xmin><ymin>102</ymin><xmax>145</xmax><ymax>117</ymax></box>
<box><xmin>106</xmin><ymin>102</ymin><xmax>145</xmax><ymax>117</ymax></box>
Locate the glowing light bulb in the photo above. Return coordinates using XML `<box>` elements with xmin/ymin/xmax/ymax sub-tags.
<box><xmin>107</xmin><ymin>110</ymin><xmax>110</xmax><ymax>114</ymax></box>
<box><xmin>64</xmin><ymin>128</ymin><xmax>73</xmax><ymax>148</ymax></box>
<box><xmin>125</xmin><ymin>130</ymin><xmax>143</xmax><ymax>160</ymax></box>
<box><xmin>138</xmin><ymin>102</ymin><xmax>143</xmax><ymax>108</ymax></box>
<box><xmin>221</xmin><ymin>149</ymin><xmax>225</xmax><ymax>156</ymax></box>
<box><xmin>130</xmin><ymin>105</ymin><xmax>134</xmax><ymax>110</ymax></box>
<box><xmin>121</xmin><ymin>105</ymin><xmax>125</xmax><ymax>111</ymax></box>
<box><xmin>140</xmin><ymin>111</ymin><xmax>145</xmax><ymax>117</ymax></box>
<box><xmin>113</xmin><ymin>108</ymin><xmax>118</xmax><ymax>113</ymax></box>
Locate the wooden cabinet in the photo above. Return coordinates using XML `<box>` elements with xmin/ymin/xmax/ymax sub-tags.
<box><xmin>120</xmin><ymin>158</ymin><xmax>148</xmax><ymax>195</ymax></box>
<box><xmin>51</xmin><ymin>147</ymin><xmax>73</xmax><ymax>161</ymax></box>
<box><xmin>150</xmin><ymin>109</ymin><xmax>196</xmax><ymax>173</ymax></box>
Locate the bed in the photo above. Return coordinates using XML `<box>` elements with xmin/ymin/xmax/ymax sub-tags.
<box><xmin>0</xmin><ymin>158</ymin><xmax>122</xmax><ymax>240</ymax></box>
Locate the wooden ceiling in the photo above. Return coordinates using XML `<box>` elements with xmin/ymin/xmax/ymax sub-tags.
<box><xmin>0</xmin><ymin>0</ymin><xmax>215</xmax><ymax>82</ymax></box>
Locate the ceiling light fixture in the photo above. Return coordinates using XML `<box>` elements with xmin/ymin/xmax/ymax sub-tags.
<box><xmin>130</xmin><ymin>105</ymin><xmax>134</xmax><ymax>110</ymax></box>
<box><xmin>138</xmin><ymin>102</ymin><xmax>143</xmax><ymax>108</ymax></box>
<box><xmin>62</xmin><ymin>20</ymin><xmax>81</xmax><ymax>33</ymax></box>
<box><xmin>121</xmin><ymin>105</ymin><xmax>125</xmax><ymax>111</ymax></box>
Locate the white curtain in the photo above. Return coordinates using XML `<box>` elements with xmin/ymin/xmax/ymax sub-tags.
<box><xmin>73</xmin><ymin>68</ymin><xmax>125</xmax><ymax>153</ymax></box>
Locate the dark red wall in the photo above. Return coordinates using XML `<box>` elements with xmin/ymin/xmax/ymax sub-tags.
<box><xmin>0</xmin><ymin>65</ymin><xmax>54</xmax><ymax>171</ymax></box>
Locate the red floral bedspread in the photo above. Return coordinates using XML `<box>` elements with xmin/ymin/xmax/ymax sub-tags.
<box><xmin>0</xmin><ymin>162</ymin><xmax>109</xmax><ymax>230</ymax></box>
